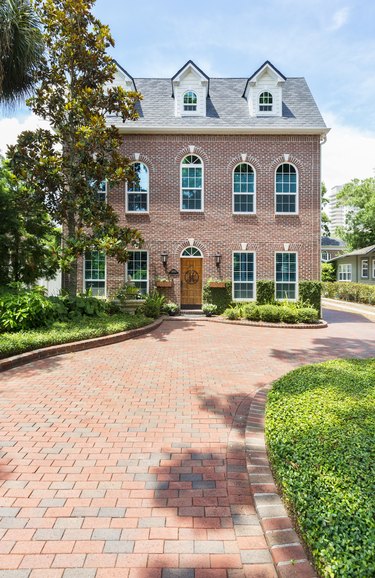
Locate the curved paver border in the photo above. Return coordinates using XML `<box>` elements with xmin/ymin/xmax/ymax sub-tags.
<box><xmin>166</xmin><ymin>316</ymin><xmax>328</xmax><ymax>329</ymax></box>
<box><xmin>246</xmin><ymin>385</ymin><xmax>318</xmax><ymax>578</ymax></box>
<box><xmin>0</xmin><ymin>318</ymin><xmax>163</xmax><ymax>373</ymax></box>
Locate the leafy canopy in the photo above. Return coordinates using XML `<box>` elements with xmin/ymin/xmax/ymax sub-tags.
<box><xmin>8</xmin><ymin>0</ymin><xmax>143</xmax><ymax>295</ymax></box>
<box><xmin>335</xmin><ymin>177</ymin><xmax>375</xmax><ymax>249</ymax></box>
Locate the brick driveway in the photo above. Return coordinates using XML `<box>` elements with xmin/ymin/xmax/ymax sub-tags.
<box><xmin>0</xmin><ymin>309</ymin><xmax>374</xmax><ymax>578</ymax></box>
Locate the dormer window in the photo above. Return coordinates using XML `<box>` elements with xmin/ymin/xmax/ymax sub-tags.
<box><xmin>183</xmin><ymin>91</ymin><xmax>197</xmax><ymax>112</ymax></box>
<box><xmin>259</xmin><ymin>91</ymin><xmax>273</xmax><ymax>112</ymax></box>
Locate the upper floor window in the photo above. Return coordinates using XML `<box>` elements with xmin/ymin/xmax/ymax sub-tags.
<box><xmin>275</xmin><ymin>163</ymin><xmax>298</xmax><ymax>214</ymax></box>
<box><xmin>361</xmin><ymin>259</ymin><xmax>369</xmax><ymax>278</ymax></box>
<box><xmin>275</xmin><ymin>252</ymin><xmax>297</xmax><ymax>300</ymax></box>
<box><xmin>233</xmin><ymin>163</ymin><xmax>255</xmax><ymax>213</ymax></box>
<box><xmin>84</xmin><ymin>250</ymin><xmax>106</xmax><ymax>297</ymax></box>
<box><xmin>183</xmin><ymin>91</ymin><xmax>197</xmax><ymax>112</ymax></box>
<box><xmin>96</xmin><ymin>180</ymin><xmax>107</xmax><ymax>202</ymax></box>
<box><xmin>127</xmin><ymin>162</ymin><xmax>149</xmax><ymax>212</ymax></box>
<box><xmin>259</xmin><ymin>91</ymin><xmax>273</xmax><ymax>112</ymax></box>
<box><xmin>181</xmin><ymin>154</ymin><xmax>203</xmax><ymax>211</ymax></box>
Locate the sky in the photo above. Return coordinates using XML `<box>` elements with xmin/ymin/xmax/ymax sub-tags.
<box><xmin>1</xmin><ymin>0</ymin><xmax>374</xmax><ymax>192</ymax></box>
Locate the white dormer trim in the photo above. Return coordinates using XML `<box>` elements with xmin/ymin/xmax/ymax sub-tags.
<box><xmin>172</xmin><ymin>60</ymin><xmax>209</xmax><ymax>118</ymax></box>
<box><xmin>243</xmin><ymin>61</ymin><xmax>285</xmax><ymax>118</ymax></box>
<box><xmin>113</xmin><ymin>60</ymin><xmax>137</xmax><ymax>91</ymax></box>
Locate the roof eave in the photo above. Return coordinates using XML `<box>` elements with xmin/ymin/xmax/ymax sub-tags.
<box><xmin>113</xmin><ymin>124</ymin><xmax>330</xmax><ymax>136</ymax></box>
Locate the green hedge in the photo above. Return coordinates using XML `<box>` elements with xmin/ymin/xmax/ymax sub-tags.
<box><xmin>266</xmin><ymin>359</ymin><xmax>375</xmax><ymax>578</ymax></box>
<box><xmin>323</xmin><ymin>281</ymin><xmax>375</xmax><ymax>305</ymax></box>
<box><xmin>203</xmin><ymin>281</ymin><xmax>232</xmax><ymax>314</ymax></box>
<box><xmin>223</xmin><ymin>302</ymin><xmax>319</xmax><ymax>324</ymax></box>
<box><xmin>256</xmin><ymin>280</ymin><xmax>275</xmax><ymax>304</ymax></box>
<box><xmin>299</xmin><ymin>280</ymin><xmax>322</xmax><ymax>311</ymax></box>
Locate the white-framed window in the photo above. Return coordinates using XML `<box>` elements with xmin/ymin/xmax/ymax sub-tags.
<box><xmin>181</xmin><ymin>154</ymin><xmax>203</xmax><ymax>211</ymax></box>
<box><xmin>361</xmin><ymin>259</ymin><xmax>369</xmax><ymax>278</ymax></box>
<box><xmin>126</xmin><ymin>162</ymin><xmax>149</xmax><ymax>213</ymax></box>
<box><xmin>97</xmin><ymin>180</ymin><xmax>107</xmax><ymax>202</ymax></box>
<box><xmin>259</xmin><ymin>91</ymin><xmax>273</xmax><ymax>112</ymax></box>
<box><xmin>181</xmin><ymin>247</ymin><xmax>203</xmax><ymax>257</ymax></box>
<box><xmin>233</xmin><ymin>163</ymin><xmax>256</xmax><ymax>214</ymax></box>
<box><xmin>275</xmin><ymin>252</ymin><xmax>298</xmax><ymax>300</ymax></box>
<box><xmin>275</xmin><ymin>163</ymin><xmax>298</xmax><ymax>214</ymax></box>
<box><xmin>232</xmin><ymin>252</ymin><xmax>256</xmax><ymax>301</ymax></box>
<box><xmin>338</xmin><ymin>263</ymin><xmax>352</xmax><ymax>281</ymax></box>
<box><xmin>126</xmin><ymin>251</ymin><xmax>148</xmax><ymax>294</ymax></box>
<box><xmin>372</xmin><ymin>258</ymin><xmax>375</xmax><ymax>279</ymax></box>
<box><xmin>84</xmin><ymin>250</ymin><xmax>106</xmax><ymax>296</ymax></box>
<box><xmin>183</xmin><ymin>91</ymin><xmax>197</xmax><ymax>112</ymax></box>
<box><xmin>321</xmin><ymin>251</ymin><xmax>331</xmax><ymax>262</ymax></box>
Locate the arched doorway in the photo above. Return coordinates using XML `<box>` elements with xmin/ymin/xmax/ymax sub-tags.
<box><xmin>180</xmin><ymin>247</ymin><xmax>203</xmax><ymax>309</ymax></box>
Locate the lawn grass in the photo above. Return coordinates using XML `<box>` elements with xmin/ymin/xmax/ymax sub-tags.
<box><xmin>265</xmin><ymin>359</ymin><xmax>375</xmax><ymax>578</ymax></box>
<box><xmin>0</xmin><ymin>313</ymin><xmax>154</xmax><ymax>359</ymax></box>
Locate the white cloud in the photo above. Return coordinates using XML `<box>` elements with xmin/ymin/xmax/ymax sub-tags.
<box><xmin>0</xmin><ymin>114</ymin><xmax>50</xmax><ymax>156</ymax></box>
<box><xmin>322</xmin><ymin>112</ymin><xmax>375</xmax><ymax>192</ymax></box>
<box><xmin>329</xmin><ymin>7</ymin><xmax>349</xmax><ymax>31</ymax></box>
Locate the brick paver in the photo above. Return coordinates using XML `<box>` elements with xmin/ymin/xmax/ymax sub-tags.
<box><xmin>0</xmin><ymin>308</ymin><xmax>373</xmax><ymax>577</ymax></box>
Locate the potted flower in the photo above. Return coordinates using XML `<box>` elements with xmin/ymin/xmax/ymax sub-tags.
<box><xmin>207</xmin><ymin>278</ymin><xmax>226</xmax><ymax>288</ymax></box>
<box><xmin>202</xmin><ymin>303</ymin><xmax>218</xmax><ymax>317</ymax></box>
<box><xmin>163</xmin><ymin>301</ymin><xmax>180</xmax><ymax>316</ymax></box>
<box><xmin>155</xmin><ymin>276</ymin><xmax>173</xmax><ymax>288</ymax></box>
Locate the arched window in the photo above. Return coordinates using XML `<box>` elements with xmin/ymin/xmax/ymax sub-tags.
<box><xmin>181</xmin><ymin>247</ymin><xmax>202</xmax><ymax>257</ymax></box>
<box><xmin>275</xmin><ymin>163</ymin><xmax>298</xmax><ymax>213</ymax></box>
<box><xmin>233</xmin><ymin>163</ymin><xmax>255</xmax><ymax>213</ymax></box>
<box><xmin>181</xmin><ymin>154</ymin><xmax>203</xmax><ymax>211</ymax></box>
<box><xmin>126</xmin><ymin>162</ymin><xmax>149</xmax><ymax>212</ymax></box>
<box><xmin>259</xmin><ymin>91</ymin><xmax>273</xmax><ymax>112</ymax></box>
<box><xmin>183</xmin><ymin>91</ymin><xmax>197</xmax><ymax>112</ymax></box>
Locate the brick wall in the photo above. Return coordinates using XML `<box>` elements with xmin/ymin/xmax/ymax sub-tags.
<box><xmin>77</xmin><ymin>133</ymin><xmax>321</xmax><ymax>303</ymax></box>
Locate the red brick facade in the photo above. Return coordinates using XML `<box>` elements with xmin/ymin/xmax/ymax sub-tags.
<box><xmin>78</xmin><ymin>133</ymin><xmax>321</xmax><ymax>305</ymax></box>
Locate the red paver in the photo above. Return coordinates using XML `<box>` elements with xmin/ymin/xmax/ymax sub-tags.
<box><xmin>0</xmin><ymin>308</ymin><xmax>373</xmax><ymax>577</ymax></box>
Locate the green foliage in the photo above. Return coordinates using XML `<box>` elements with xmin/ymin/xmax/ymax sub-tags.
<box><xmin>0</xmin><ymin>313</ymin><xmax>153</xmax><ymax>359</ymax></box>
<box><xmin>322</xmin><ymin>282</ymin><xmax>375</xmax><ymax>305</ymax></box>
<box><xmin>0</xmin><ymin>0</ymin><xmax>44</xmax><ymax>106</ymax></box>
<box><xmin>299</xmin><ymin>280</ymin><xmax>322</xmax><ymax>311</ymax></box>
<box><xmin>0</xmin><ymin>159</ymin><xmax>59</xmax><ymax>285</ymax></box>
<box><xmin>297</xmin><ymin>307</ymin><xmax>319</xmax><ymax>323</ymax></box>
<box><xmin>243</xmin><ymin>303</ymin><xmax>260</xmax><ymax>320</ymax></box>
<box><xmin>7</xmin><ymin>0</ymin><xmax>143</xmax><ymax>295</ymax></box>
<box><xmin>322</xmin><ymin>262</ymin><xmax>336</xmax><ymax>282</ymax></box>
<box><xmin>203</xmin><ymin>280</ymin><xmax>232</xmax><ymax>314</ymax></box>
<box><xmin>266</xmin><ymin>359</ymin><xmax>375</xmax><ymax>578</ymax></box>
<box><xmin>114</xmin><ymin>284</ymin><xmax>141</xmax><ymax>303</ymax></box>
<box><xmin>335</xmin><ymin>177</ymin><xmax>375</xmax><ymax>249</ymax></box>
<box><xmin>138</xmin><ymin>289</ymin><xmax>165</xmax><ymax>319</ymax></box>
<box><xmin>259</xmin><ymin>304</ymin><xmax>281</xmax><ymax>322</ymax></box>
<box><xmin>256</xmin><ymin>280</ymin><xmax>275</xmax><ymax>304</ymax></box>
<box><xmin>0</xmin><ymin>286</ymin><xmax>55</xmax><ymax>331</ymax></box>
<box><xmin>223</xmin><ymin>305</ymin><xmax>241</xmax><ymax>320</ymax></box>
<box><xmin>321</xmin><ymin>181</ymin><xmax>331</xmax><ymax>237</ymax></box>
<box><xmin>202</xmin><ymin>303</ymin><xmax>217</xmax><ymax>316</ymax></box>
<box><xmin>279</xmin><ymin>305</ymin><xmax>299</xmax><ymax>324</ymax></box>
<box><xmin>163</xmin><ymin>301</ymin><xmax>179</xmax><ymax>315</ymax></box>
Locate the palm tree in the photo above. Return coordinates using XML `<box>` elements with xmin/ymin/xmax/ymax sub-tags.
<box><xmin>0</xmin><ymin>0</ymin><xmax>43</xmax><ymax>107</ymax></box>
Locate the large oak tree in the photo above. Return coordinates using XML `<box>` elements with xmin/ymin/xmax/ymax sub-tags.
<box><xmin>8</xmin><ymin>0</ymin><xmax>143</xmax><ymax>295</ymax></box>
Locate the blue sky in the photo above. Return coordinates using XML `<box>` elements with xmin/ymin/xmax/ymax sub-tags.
<box><xmin>1</xmin><ymin>0</ymin><xmax>374</xmax><ymax>190</ymax></box>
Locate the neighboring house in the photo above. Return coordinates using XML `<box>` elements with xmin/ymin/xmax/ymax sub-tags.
<box><xmin>321</xmin><ymin>236</ymin><xmax>346</xmax><ymax>262</ymax></box>
<box><xmin>78</xmin><ymin>60</ymin><xmax>329</xmax><ymax>309</ymax></box>
<box><xmin>329</xmin><ymin>245</ymin><xmax>375</xmax><ymax>285</ymax></box>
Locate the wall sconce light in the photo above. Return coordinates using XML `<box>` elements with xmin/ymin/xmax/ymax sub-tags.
<box><xmin>215</xmin><ymin>252</ymin><xmax>222</xmax><ymax>267</ymax></box>
<box><xmin>161</xmin><ymin>251</ymin><xmax>168</xmax><ymax>266</ymax></box>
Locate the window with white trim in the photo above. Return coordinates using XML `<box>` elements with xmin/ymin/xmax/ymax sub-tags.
<box><xmin>275</xmin><ymin>252</ymin><xmax>297</xmax><ymax>300</ymax></box>
<box><xmin>321</xmin><ymin>251</ymin><xmax>331</xmax><ymax>262</ymax></box>
<box><xmin>181</xmin><ymin>247</ymin><xmax>202</xmax><ymax>257</ymax></box>
<box><xmin>127</xmin><ymin>163</ymin><xmax>149</xmax><ymax>212</ymax></box>
<box><xmin>97</xmin><ymin>180</ymin><xmax>107</xmax><ymax>202</ymax></box>
<box><xmin>183</xmin><ymin>91</ymin><xmax>197</xmax><ymax>111</ymax></box>
<box><xmin>84</xmin><ymin>251</ymin><xmax>106</xmax><ymax>296</ymax></box>
<box><xmin>259</xmin><ymin>91</ymin><xmax>273</xmax><ymax>112</ymax></box>
<box><xmin>372</xmin><ymin>258</ymin><xmax>375</xmax><ymax>279</ymax></box>
<box><xmin>338</xmin><ymin>263</ymin><xmax>352</xmax><ymax>281</ymax></box>
<box><xmin>233</xmin><ymin>163</ymin><xmax>255</xmax><ymax>213</ymax></box>
<box><xmin>126</xmin><ymin>251</ymin><xmax>148</xmax><ymax>294</ymax></box>
<box><xmin>233</xmin><ymin>252</ymin><xmax>255</xmax><ymax>300</ymax></box>
<box><xmin>181</xmin><ymin>155</ymin><xmax>203</xmax><ymax>211</ymax></box>
<box><xmin>275</xmin><ymin>163</ymin><xmax>298</xmax><ymax>213</ymax></box>
<box><xmin>361</xmin><ymin>259</ymin><xmax>369</xmax><ymax>278</ymax></box>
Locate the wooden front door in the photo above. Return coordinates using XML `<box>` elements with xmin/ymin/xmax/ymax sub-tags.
<box><xmin>180</xmin><ymin>258</ymin><xmax>203</xmax><ymax>309</ymax></box>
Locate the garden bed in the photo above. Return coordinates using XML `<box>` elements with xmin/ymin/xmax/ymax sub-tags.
<box><xmin>265</xmin><ymin>359</ymin><xmax>375</xmax><ymax>578</ymax></box>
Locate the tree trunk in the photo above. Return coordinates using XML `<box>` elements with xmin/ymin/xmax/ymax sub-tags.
<box><xmin>63</xmin><ymin>209</ymin><xmax>78</xmax><ymax>297</ymax></box>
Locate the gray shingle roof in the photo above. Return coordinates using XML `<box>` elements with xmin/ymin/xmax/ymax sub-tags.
<box><xmin>321</xmin><ymin>237</ymin><xmax>346</xmax><ymax>247</ymax></box>
<box><xmin>329</xmin><ymin>244</ymin><xmax>375</xmax><ymax>261</ymax></box>
<box><xmin>109</xmin><ymin>77</ymin><xmax>327</xmax><ymax>133</ymax></box>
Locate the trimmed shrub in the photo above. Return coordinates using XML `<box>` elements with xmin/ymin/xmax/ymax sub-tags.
<box><xmin>203</xmin><ymin>281</ymin><xmax>232</xmax><ymax>314</ymax></box>
<box><xmin>138</xmin><ymin>289</ymin><xmax>165</xmax><ymax>319</ymax></box>
<box><xmin>243</xmin><ymin>303</ymin><xmax>260</xmax><ymax>321</ymax></box>
<box><xmin>321</xmin><ymin>262</ymin><xmax>336</xmax><ymax>282</ymax></box>
<box><xmin>322</xmin><ymin>282</ymin><xmax>375</xmax><ymax>305</ymax></box>
<box><xmin>299</xmin><ymin>280</ymin><xmax>322</xmax><ymax>311</ymax></box>
<box><xmin>259</xmin><ymin>304</ymin><xmax>281</xmax><ymax>322</ymax></box>
<box><xmin>223</xmin><ymin>306</ymin><xmax>240</xmax><ymax>320</ymax></box>
<box><xmin>279</xmin><ymin>305</ymin><xmax>299</xmax><ymax>324</ymax></box>
<box><xmin>298</xmin><ymin>307</ymin><xmax>319</xmax><ymax>324</ymax></box>
<box><xmin>256</xmin><ymin>280</ymin><xmax>275</xmax><ymax>304</ymax></box>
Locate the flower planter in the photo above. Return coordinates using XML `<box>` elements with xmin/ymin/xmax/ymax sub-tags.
<box><xmin>209</xmin><ymin>281</ymin><xmax>226</xmax><ymax>288</ymax></box>
<box><xmin>155</xmin><ymin>281</ymin><xmax>173</xmax><ymax>288</ymax></box>
<box><xmin>123</xmin><ymin>299</ymin><xmax>145</xmax><ymax>314</ymax></box>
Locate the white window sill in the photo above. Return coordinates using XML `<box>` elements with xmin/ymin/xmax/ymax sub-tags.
<box><xmin>233</xmin><ymin>212</ymin><xmax>256</xmax><ymax>216</ymax></box>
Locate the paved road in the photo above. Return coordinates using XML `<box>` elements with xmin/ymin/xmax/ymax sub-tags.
<box><xmin>0</xmin><ymin>309</ymin><xmax>373</xmax><ymax>578</ymax></box>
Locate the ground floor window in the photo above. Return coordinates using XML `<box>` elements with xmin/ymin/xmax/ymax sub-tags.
<box><xmin>372</xmin><ymin>258</ymin><xmax>375</xmax><ymax>279</ymax></box>
<box><xmin>361</xmin><ymin>259</ymin><xmax>369</xmax><ymax>278</ymax></box>
<box><xmin>126</xmin><ymin>251</ymin><xmax>148</xmax><ymax>294</ymax></box>
<box><xmin>84</xmin><ymin>251</ymin><xmax>106</xmax><ymax>296</ymax></box>
<box><xmin>275</xmin><ymin>252</ymin><xmax>297</xmax><ymax>299</ymax></box>
<box><xmin>338</xmin><ymin>263</ymin><xmax>352</xmax><ymax>281</ymax></box>
<box><xmin>233</xmin><ymin>252</ymin><xmax>255</xmax><ymax>300</ymax></box>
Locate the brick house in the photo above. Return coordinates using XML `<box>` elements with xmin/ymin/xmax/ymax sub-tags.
<box><xmin>81</xmin><ymin>60</ymin><xmax>329</xmax><ymax>309</ymax></box>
